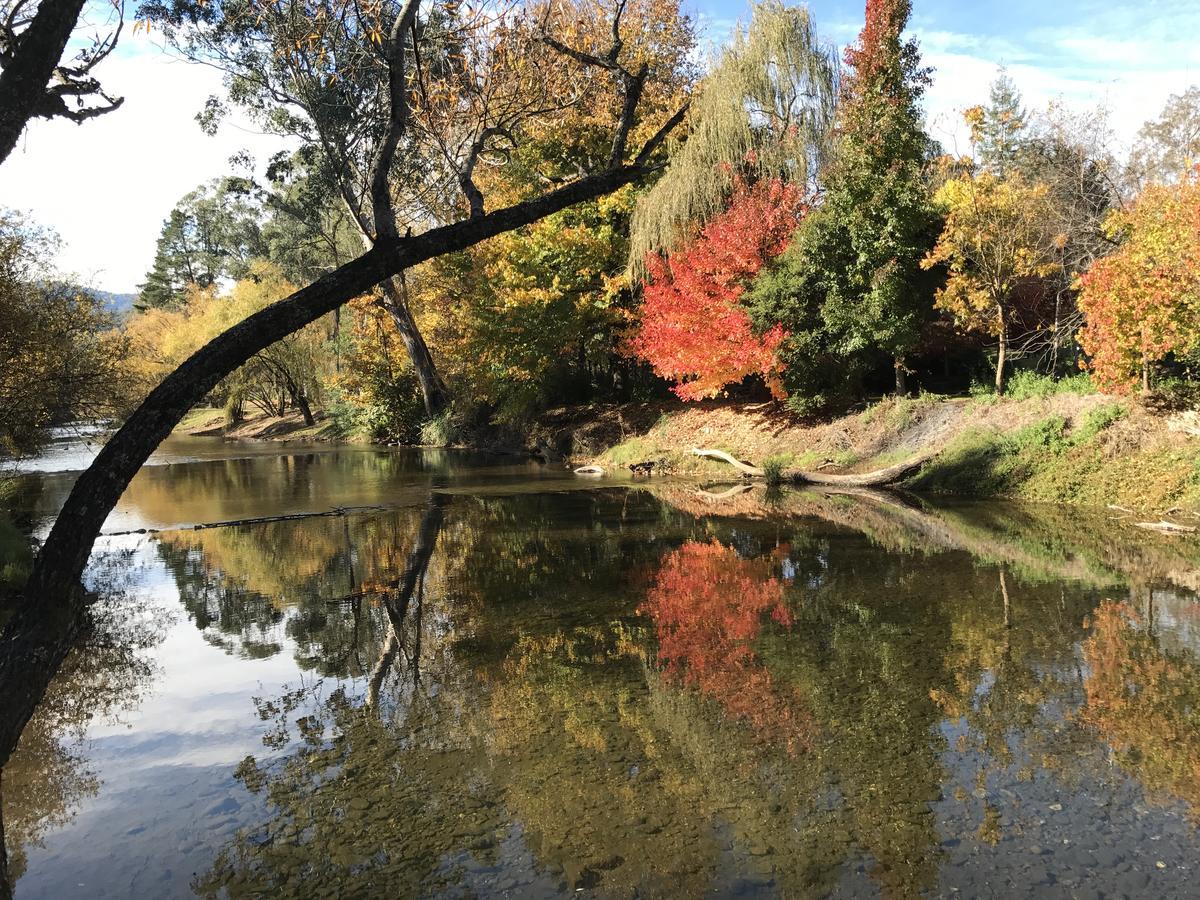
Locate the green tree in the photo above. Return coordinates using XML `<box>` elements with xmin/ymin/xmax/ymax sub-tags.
<box><xmin>969</xmin><ymin>71</ymin><xmax>1028</xmax><ymax>176</ymax></box>
<box><xmin>0</xmin><ymin>211</ymin><xmax>129</xmax><ymax>457</ymax></box>
<box><xmin>136</xmin><ymin>178</ymin><xmax>266</xmax><ymax>310</ymax></box>
<box><xmin>749</xmin><ymin>0</ymin><xmax>940</xmax><ymax>402</ymax></box>
<box><xmin>628</xmin><ymin>0</ymin><xmax>838</xmax><ymax>264</ymax></box>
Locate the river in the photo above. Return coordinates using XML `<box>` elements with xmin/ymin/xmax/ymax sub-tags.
<box><xmin>4</xmin><ymin>434</ymin><xmax>1200</xmax><ymax>897</ymax></box>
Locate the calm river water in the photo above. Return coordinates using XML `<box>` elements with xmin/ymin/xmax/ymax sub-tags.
<box><xmin>4</xmin><ymin>435</ymin><xmax>1200</xmax><ymax>897</ymax></box>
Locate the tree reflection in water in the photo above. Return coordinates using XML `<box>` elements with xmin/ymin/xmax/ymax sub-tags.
<box><xmin>12</xmin><ymin>484</ymin><xmax>1200</xmax><ymax>897</ymax></box>
<box><xmin>1</xmin><ymin>550</ymin><xmax>168</xmax><ymax>893</ymax></box>
<box><xmin>641</xmin><ymin>539</ymin><xmax>815</xmax><ymax>754</ymax></box>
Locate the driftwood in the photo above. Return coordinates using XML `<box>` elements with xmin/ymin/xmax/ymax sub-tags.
<box><xmin>690</xmin><ymin>447</ymin><xmax>936</xmax><ymax>487</ymax></box>
<box><xmin>100</xmin><ymin>505</ymin><xmax>387</xmax><ymax>537</ymax></box>
<box><xmin>1134</xmin><ymin>520</ymin><xmax>1198</xmax><ymax>534</ymax></box>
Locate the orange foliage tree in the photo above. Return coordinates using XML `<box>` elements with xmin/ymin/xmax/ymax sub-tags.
<box><xmin>1077</xmin><ymin>171</ymin><xmax>1200</xmax><ymax>393</ymax></box>
<box><xmin>626</xmin><ymin>177</ymin><xmax>804</xmax><ymax>400</ymax></box>
<box><xmin>640</xmin><ymin>539</ymin><xmax>814</xmax><ymax>753</ymax></box>
<box><xmin>1081</xmin><ymin>599</ymin><xmax>1200</xmax><ymax>815</ymax></box>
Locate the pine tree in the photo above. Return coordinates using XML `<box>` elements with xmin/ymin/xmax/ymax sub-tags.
<box><xmin>973</xmin><ymin>71</ymin><xmax>1028</xmax><ymax>175</ymax></box>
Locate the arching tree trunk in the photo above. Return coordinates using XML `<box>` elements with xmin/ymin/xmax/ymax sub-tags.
<box><xmin>0</xmin><ymin>154</ymin><xmax>676</xmax><ymax>776</ymax></box>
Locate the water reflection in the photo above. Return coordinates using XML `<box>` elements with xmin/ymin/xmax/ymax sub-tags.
<box><xmin>6</xmin><ymin>464</ymin><xmax>1200</xmax><ymax>896</ymax></box>
<box><xmin>1</xmin><ymin>552</ymin><xmax>168</xmax><ymax>886</ymax></box>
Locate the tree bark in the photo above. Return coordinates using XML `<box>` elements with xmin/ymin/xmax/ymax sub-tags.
<box><xmin>0</xmin><ymin>768</ymin><xmax>9</xmax><ymax>900</ymax></box>
<box><xmin>378</xmin><ymin>277</ymin><xmax>449</xmax><ymax>417</ymax></box>
<box><xmin>894</xmin><ymin>356</ymin><xmax>908</xmax><ymax>396</ymax></box>
<box><xmin>0</xmin><ymin>0</ymin><xmax>87</xmax><ymax>164</ymax></box>
<box><xmin>0</xmin><ymin>157</ymin><xmax>665</xmax><ymax>773</ymax></box>
<box><xmin>294</xmin><ymin>388</ymin><xmax>316</xmax><ymax>427</ymax></box>
<box><xmin>995</xmin><ymin>306</ymin><xmax>1008</xmax><ymax>396</ymax></box>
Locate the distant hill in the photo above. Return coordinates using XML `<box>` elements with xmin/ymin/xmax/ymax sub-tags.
<box><xmin>88</xmin><ymin>289</ymin><xmax>137</xmax><ymax>319</ymax></box>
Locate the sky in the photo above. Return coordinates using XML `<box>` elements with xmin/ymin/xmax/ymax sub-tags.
<box><xmin>1</xmin><ymin>0</ymin><xmax>1198</xmax><ymax>293</ymax></box>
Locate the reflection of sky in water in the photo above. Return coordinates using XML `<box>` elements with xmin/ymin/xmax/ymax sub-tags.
<box><xmin>8</xmin><ymin>442</ymin><xmax>1200</xmax><ymax>897</ymax></box>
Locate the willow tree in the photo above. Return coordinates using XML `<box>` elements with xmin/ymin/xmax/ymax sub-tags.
<box><xmin>0</xmin><ymin>0</ymin><xmax>687</xmax><ymax>792</ymax></box>
<box><xmin>627</xmin><ymin>0</ymin><xmax>837</xmax><ymax>265</ymax></box>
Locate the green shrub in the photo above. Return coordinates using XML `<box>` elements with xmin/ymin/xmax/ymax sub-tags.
<box><xmin>420</xmin><ymin>408</ymin><xmax>460</xmax><ymax>447</ymax></box>
<box><xmin>1072</xmin><ymin>403</ymin><xmax>1126</xmax><ymax>444</ymax></box>
<box><xmin>222</xmin><ymin>393</ymin><xmax>245</xmax><ymax>426</ymax></box>
<box><xmin>761</xmin><ymin>454</ymin><xmax>791</xmax><ymax>485</ymax></box>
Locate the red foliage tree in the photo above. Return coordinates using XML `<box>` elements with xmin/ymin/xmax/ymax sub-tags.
<box><xmin>627</xmin><ymin>177</ymin><xmax>804</xmax><ymax>400</ymax></box>
<box><xmin>640</xmin><ymin>539</ymin><xmax>814</xmax><ymax>753</ymax></box>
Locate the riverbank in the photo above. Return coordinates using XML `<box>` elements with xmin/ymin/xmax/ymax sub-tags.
<box><xmin>176</xmin><ymin>407</ymin><xmax>341</xmax><ymax>442</ymax></box>
<box><xmin>542</xmin><ymin>392</ymin><xmax>1200</xmax><ymax>516</ymax></box>
<box><xmin>168</xmin><ymin>390</ymin><xmax>1200</xmax><ymax>517</ymax></box>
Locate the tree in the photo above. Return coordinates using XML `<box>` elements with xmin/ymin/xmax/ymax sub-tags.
<box><xmin>750</xmin><ymin>0</ymin><xmax>939</xmax><ymax>398</ymax></box>
<box><xmin>408</xmin><ymin>0</ymin><xmax>697</xmax><ymax>421</ymax></box>
<box><xmin>966</xmin><ymin>71</ymin><xmax>1028</xmax><ymax>176</ymax></box>
<box><xmin>0</xmin><ymin>211</ymin><xmax>129</xmax><ymax>456</ymax></box>
<box><xmin>922</xmin><ymin>172</ymin><xmax>1058</xmax><ymax>394</ymax></box>
<box><xmin>0</xmin><ymin>0</ymin><xmax>687</xmax><ymax>783</ymax></box>
<box><xmin>137</xmin><ymin>178</ymin><xmax>266</xmax><ymax>309</ymax></box>
<box><xmin>1014</xmin><ymin>102</ymin><xmax>1120</xmax><ymax>375</ymax></box>
<box><xmin>1127</xmin><ymin>86</ymin><xmax>1200</xmax><ymax>192</ymax></box>
<box><xmin>1077</xmin><ymin>172</ymin><xmax>1200</xmax><ymax>393</ymax></box>
<box><xmin>626</xmin><ymin>176</ymin><xmax>801</xmax><ymax>400</ymax></box>
<box><xmin>0</xmin><ymin>0</ymin><xmax>123</xmax><ymax>164</ymax></box>
<box><xmin>627</xmin><ymin>0</ymin><xmax>837</xmax><ymax>264</ymax></box>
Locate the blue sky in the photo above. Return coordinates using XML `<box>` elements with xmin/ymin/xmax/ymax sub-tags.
<box><xmin>688</xmin><ymin>0</ymin><xmax>1200</xmax><ymax>153</ymax></box>
<box><xmin>1</xmin><ymin>0</ymin><xmax>1197</xmax><ymax>291</ymax></box>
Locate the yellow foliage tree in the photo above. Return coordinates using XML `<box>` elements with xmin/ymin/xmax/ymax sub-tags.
<box><xmin>922</xmin><ymin>172</ymin><xmax>1059</xmax><ymax>394</ymax></box>
<box><xmin>122</xmin><ymin>262</ymin><xmax>331</xmax><ymax>424</ymax></box>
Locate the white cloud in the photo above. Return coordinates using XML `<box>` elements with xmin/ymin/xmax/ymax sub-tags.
<box><xmin>0</xmin><ymin>37</ymin><xmax>288</xmax><ymax>292</ymax></box>
<box><xmin>919</xmin><ymin>31</ymin><xmax>1200</xmax><ymax>159</ymax></box>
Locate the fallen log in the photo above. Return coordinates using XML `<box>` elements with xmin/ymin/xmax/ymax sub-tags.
<box><xmin>691</xmin><ymin>447</ymin><xmax>936</xmax><ymax>487</ymax></box>
<box><xmin>1134</xmin><ymin>520</ymin><xmax>1198</xmax><ymax>534</ymax></box>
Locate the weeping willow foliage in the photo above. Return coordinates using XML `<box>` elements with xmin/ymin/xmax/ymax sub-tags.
<box><xmin>629</xmin><ymin>0</ymin><xmax>838</xmax><ymax>268</ymax></box>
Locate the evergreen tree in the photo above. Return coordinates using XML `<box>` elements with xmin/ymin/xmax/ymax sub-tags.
<box><xmin>971</xmin><ymin>71</ymin><xmax>1028</xmax><ymax>175</ymax></box>
<box><xmin>136</xmin><ymin>179</ymin><xmax>266</xmax><ymax>309</ymax></box>
<box><xmin>749</xmin><ymin>0</ymin><xmax>940</xmax><ymax>401</ymax></box>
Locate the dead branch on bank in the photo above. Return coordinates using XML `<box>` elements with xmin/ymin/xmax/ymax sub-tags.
<box><xmin>690</xmin><ymin>447</ymin><xmax>937</xmax><ymax>487</ymax></box>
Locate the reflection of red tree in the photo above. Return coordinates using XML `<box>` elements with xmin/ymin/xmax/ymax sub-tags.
<box><xmin>641</xmin><ymin>540</ymin><xmax>814</xmax><ymax>753</ymax></box>
<box><xmin>1082</xmin><ymin>600</ymin><xmax>1200</xmax><ymax>815</ymax></box>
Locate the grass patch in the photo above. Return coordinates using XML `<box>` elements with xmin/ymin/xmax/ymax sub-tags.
<box><xmin>971</xmin><ymin>371</ymin><xmax>1095</xmax><ymax>403</ymax></box>
<box><xmin>603</xmin><ymin>436</ymin><xmax>659</xmax><ymax>468</ymax></box>
<box><xmin>1071</xmin><ymin>402</ymin><xmax>1126</xmax><ymax>444</ymax></box>
<box><xmin>908</xmin><ymin>415</ymin><xmax>1072</xmax><ymax>497</ymax></box>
